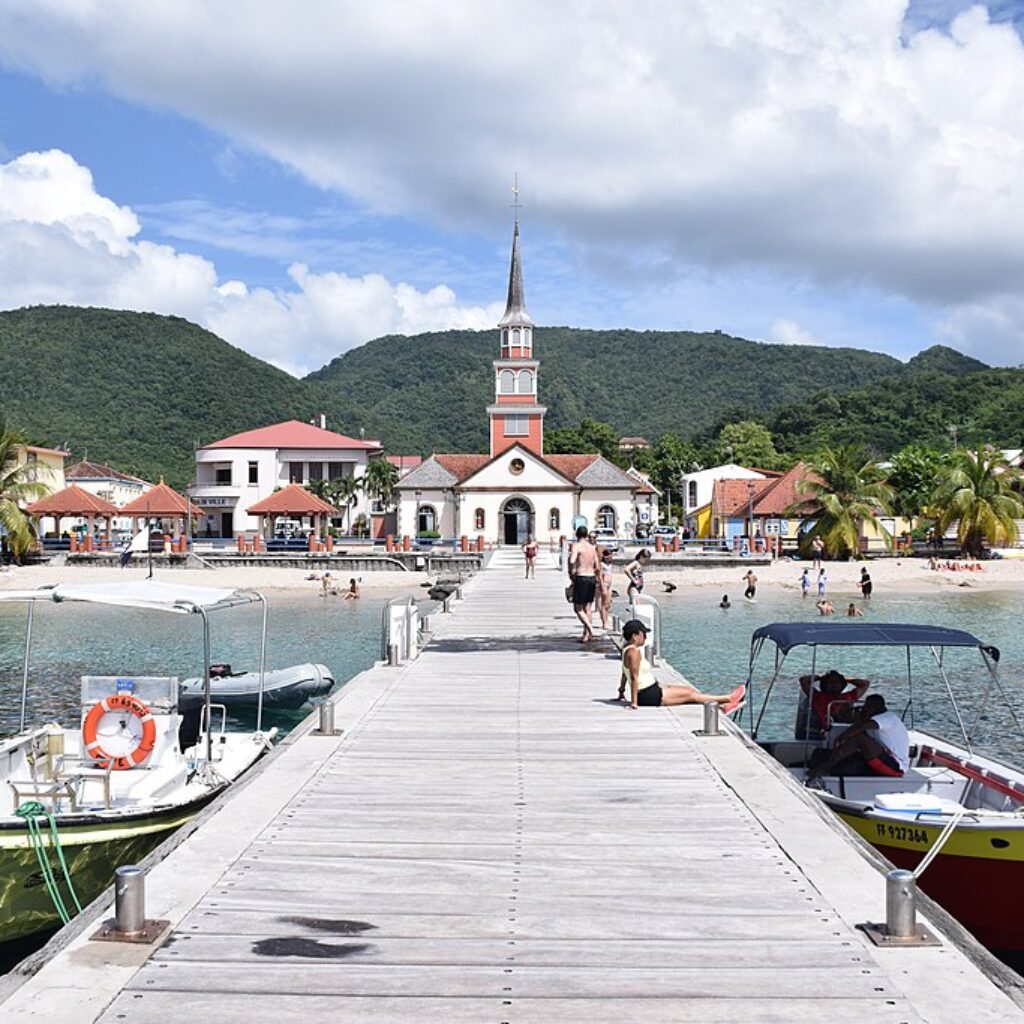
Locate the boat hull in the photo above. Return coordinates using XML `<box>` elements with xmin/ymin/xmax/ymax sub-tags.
<box><xmin>179</xmin><ymin>662</ymin><xmax>334</xmax><ymax>710</ymax></box>
<box><xmin>836</xmin><ymin>808</ymin><xmax>1024</xmax><ymax>952</ymax></box>
<box><xmin>0</xmin><ymin>806</ymin><xmax>198</xmax><ymax>944</ymax></box>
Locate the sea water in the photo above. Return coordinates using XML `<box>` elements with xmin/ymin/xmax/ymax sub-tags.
<box><xmin>0</xmin><ymin>592</ymin><xmax>402</xmax><ymax>738</ymax></box>
<box><xmin>656</xmin><ymin>585</ymin><xmax>1024</xmax><ymax>764</ymax></box>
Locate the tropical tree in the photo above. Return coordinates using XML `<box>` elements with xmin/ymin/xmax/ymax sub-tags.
<box><xmin>306</xmin><ymin>479</ymin><xmax>331</xmax><ymax>501</ymax></box>
<box><xmin>791</xmin><ymin>444</ymin><xmax>895</xmax><ymax>559</ymax></box>
<box><xmin>361</xmin><ymin>458</ymin><xmax>400</xmax><ymax>510</ymax></box>
<box><xmin>713</xmin><ymin>421</ymin><xmax>785</xmax><ymax>470</ymax></box>
<box><xmin>0</xmin><ymin>419</ymin><xmax>52</xmax><ymax>559</ymax></box>
<box><xmin>328</xmin><ymin>476</ymin><xmax>361</xmax><ymax>533</ymax></box>
<box><xmin>887</xmin><ymin>444</ymin><xmax>947</xmax><ymax>519</ymax></box>
<box><xmin>931</xmin><ymin>448</ymin><xmax>1024</xmax><ymax>557</ymax></box>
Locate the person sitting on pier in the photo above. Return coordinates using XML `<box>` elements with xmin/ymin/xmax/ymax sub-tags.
<box><xmin>807</xmin><ymin>694</ymin><xmax>909</xmax><ymax>779</ymax></box>
<box><xmin>618</xmin><ymin>619</ymin><xmax>745</xmax><ymax>711</ymax></box>
<box><xmin>797</xmin><ymin>669</ymin><xmax>869</xmax><ymax>738</ymax></box>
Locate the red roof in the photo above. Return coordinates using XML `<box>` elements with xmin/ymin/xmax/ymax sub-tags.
<box><xmin>544</xmin><ymin>454</ymin><xmax>600</xmax><ymax>481</ymax></box>
<box><xmin>712</xmin><ymin>464</ymin><xmax>820</xmax><ymax>519</ymax></box>
<box><xmin>386</xmin><ymin>455</ymin><xmax>423</xmax><ymax>471</ymax></box>
<box><xmin>204</xmin><ymin>420</ymin><xmax>382</xmax><ymax>451</ymax></box>
<box><xmin>435</xmin><ymin>454</ymin><xmax>491</xmax><ymax>482</ymax></box>
<box><xmin>26</xmin><ymin>484</ymin><xmax>119</xmax><ymax>517</ymax></box>
<box><xmin>66</xmin><ymin>459</ymin><xmax>148</xmax><ymax>485</ymax></box>
<box><xmin>247</xmin><ymin>484</ymin><xmax>338</xmax><ymax>516</ymax></box>
<box><xmin>120</xmin><ymin>480</ymin><xmax>201</xmax><ymax>517</ymax></box>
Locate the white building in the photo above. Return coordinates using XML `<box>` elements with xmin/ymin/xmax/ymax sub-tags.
<box><xmin>64</xmin><ymin>459</ymin><xmax>153</xmax><ymax>535</ymax></box>
<box><xmin>395</xmin><ymin>218</ymin><xmax>641</xmax><ymax>545</ymax></box>
<box><xmin>193</xmin><ymin>419</ymin><xmax>383</xmax><ymax>538</ymax></box>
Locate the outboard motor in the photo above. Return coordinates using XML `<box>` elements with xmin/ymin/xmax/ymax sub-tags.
<box><xmin>209</xmin><ymin>663</ymin><xmax>233</xmax><ymax>678</ymax></box>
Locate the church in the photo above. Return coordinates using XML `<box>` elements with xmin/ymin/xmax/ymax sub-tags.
<box><xmin>395</xmin><ymin>218</ymin><xmax>642</xmax><ymax>546</ymax></box>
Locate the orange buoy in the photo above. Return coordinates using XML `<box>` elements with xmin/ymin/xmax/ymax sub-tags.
<box><xmin>82</xmin><ymin>694</ymin><xmax>157</xmax><ymax>770</ymax></box>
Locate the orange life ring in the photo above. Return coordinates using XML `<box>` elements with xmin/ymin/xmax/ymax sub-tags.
<box><xmin>82</xmin><ymin>694</ymin><xmax>157</xmax><ymax>770</ymax></box>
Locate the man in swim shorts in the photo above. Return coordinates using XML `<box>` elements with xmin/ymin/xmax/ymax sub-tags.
<box><xmin>569</xmin><ymin>525</ymin><xmax>599</xmax><ymax>642</ymax></box>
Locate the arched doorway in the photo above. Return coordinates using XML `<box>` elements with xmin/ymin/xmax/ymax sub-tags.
<box><xmin>502</xmin><ymin>497</ymin><xmax>533</xmax><ymax>545</ymax></box>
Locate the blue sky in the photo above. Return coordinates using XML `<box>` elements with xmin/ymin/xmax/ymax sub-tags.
<box><xmin>0</xmin><ymin>1</ymin><xmax>1022</xmax><ymax>374</ymax></box>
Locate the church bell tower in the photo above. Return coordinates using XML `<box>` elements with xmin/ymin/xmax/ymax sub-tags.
<box><xmin>488</xmin><ymin>213</ymin><xmax>546</xmax><ymax>458</ymax></box>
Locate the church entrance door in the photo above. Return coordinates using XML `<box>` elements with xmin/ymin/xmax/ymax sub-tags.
<box><xmin>502</xmin><ymin>498</ymin><xmax>533</xmax><ymax>545</ymax></box>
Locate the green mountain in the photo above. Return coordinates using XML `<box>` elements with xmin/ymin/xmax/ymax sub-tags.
<box><xmin>1</xmin><ymin>306</ymin><xmax>1011</xmax><ymax>485</ymax></box>
<box><xmin>308</xmin><ymin>326</ymin><xmax>907</xmax><ymax>453</ymax></box>
<box><xmin>0</xmin><ymin>306</ymin><xmax>314</xmax><ymax>485</ymax></box>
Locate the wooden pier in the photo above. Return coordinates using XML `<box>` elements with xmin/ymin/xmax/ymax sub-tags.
<box><xmin>3</xmin><ymin>549</ymin><xmax>1024</xmax><ymax>1022</ymax></box>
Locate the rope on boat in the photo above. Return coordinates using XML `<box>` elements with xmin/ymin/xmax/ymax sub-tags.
<box><xmin>913</xmin><ymin>802</ymin><xmax>969</xmax><ymax>880</ymax></box>
<box><xmin>15</xmin><ymin>801</ymin><xmax>84</xmax><ymax>925</ymax></box>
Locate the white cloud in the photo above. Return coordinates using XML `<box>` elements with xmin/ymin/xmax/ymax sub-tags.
<box><xmin>769</xmin><ymin>318</ymin><xmax>820</xmax><ymax>347</ymax></box>
<box><xmin>0</xmin><ymin>150</ymin><xmax>501</xmax><ymax>374</ymax></box>
<box><xmin>4</xmin><ymin>3</ymin><xmax>1024</xmax><ymax>357</ymax></box>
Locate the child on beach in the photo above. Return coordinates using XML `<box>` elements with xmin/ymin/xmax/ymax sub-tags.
<box><xmin>847</xmin><ymin>602</ymin><xmax>864</xmax><ymax>617</ymax></box>
<box><xmin>817</xmin><ymin>569</ymin><xmax>828</xmax><ymax>597</ymax></box>
<box><xmin>800</xmin><ymin>569</ymin><xmax>810</xmax><ymax>598</ymax></box>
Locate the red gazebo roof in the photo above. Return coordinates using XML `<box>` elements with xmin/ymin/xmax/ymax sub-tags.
<box><xmin>247</xmin><ymin>484</ymin><xmax>338</xmax><ymax>516</ymax></box>
<box><xmin>26</xmin><ymin>484</ymin><xmax>119</xmax><ymax>517</ymax></box>
<box><xmin>119</xmin><ymin>480</ymin><xmax>201</xmax><ymax>517</ymax></box>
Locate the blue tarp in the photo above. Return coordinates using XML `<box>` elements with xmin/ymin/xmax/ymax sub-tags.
<box><xmin>751</xmin><ymin>621</ymin><xmax>987</xmax><ymax>654</ymax></box>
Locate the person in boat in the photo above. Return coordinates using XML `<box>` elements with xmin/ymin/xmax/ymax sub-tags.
<box><xmin>618</xmin><ymin>619</ymin><xmax>745</xmax><ymax>711</ymax></box>
<box><xmin>797</xmin><ymin>669</ymin><xmax>869</xmax><ymax>739</ymax></box>
<box><xmin>807</xmin><ymin>694</ymin><xmax>910</xmax><ymax>779</ymax></box>
<box><xmin>343</xmin><ymin>577</ymin><xmax>360</xmax><ymax>600</ymax></box>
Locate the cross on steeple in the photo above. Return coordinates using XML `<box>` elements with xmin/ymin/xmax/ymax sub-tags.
<box><xmin>510</xmin><ymin>172</ymin><xmax>522</xmax><ymax>219</ymax></box>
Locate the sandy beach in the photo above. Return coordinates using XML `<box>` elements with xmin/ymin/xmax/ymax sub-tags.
<box><xmin>641</xmin><ymin>553</ymin><xmax>1024</xmax><ymax>598</ymax></box>
<box><xmin>0</xmin><ymin>563</ymin><xmax>431</xmax><ymax>596</ymax></box>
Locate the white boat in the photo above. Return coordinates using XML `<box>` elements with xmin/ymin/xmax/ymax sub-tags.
<box><xmin>0</xmin><ymin>580</ymin><xmax>278</xmax><ymax>945</ymax></box>
<box><xmin>745</xmin><ymin>620</ymin><xmax>1024</xmax><ymax>953</ymax></box>
<box><xmin>179</xmin><ymin>662</ymin><xmax>334</xmax><ymax>710</ymax></box>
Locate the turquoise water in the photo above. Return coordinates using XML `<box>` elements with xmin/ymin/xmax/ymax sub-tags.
<box><xmin>0</xmin><ymin>593</ymin><xmax>400</xmax><ymax>738</ymax></box>
<box><xmin>657</xmin><ymin>587</ymin><xmax>1024</xmax><ymax>763</ymax></box>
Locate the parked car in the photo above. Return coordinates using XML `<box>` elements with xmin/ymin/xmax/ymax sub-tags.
<box><xmin>648</xmin><ymin>525</ymin><xmax>677</xmax><ymax>541</ymax></box>
<box><xmin>593</xmin><ymin>527</ymin><xmax>621</xmax><ymax>552</ymax></box>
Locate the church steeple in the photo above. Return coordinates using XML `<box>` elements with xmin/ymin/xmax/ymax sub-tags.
<box><xmin>499</xmin><ymin>219</ymin><xmax>533</xmax><ymax>328</ymax></box>
<box><xmin>487</xmin><ymin>200</ymin><xmax>546</xmax><ymax>459</ymax></box>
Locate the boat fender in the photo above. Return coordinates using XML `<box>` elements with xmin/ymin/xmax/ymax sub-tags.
<box><xmin>82</xmin><ymin>694</ymin><xmax>157</xmax><ymax>770</ymax></box>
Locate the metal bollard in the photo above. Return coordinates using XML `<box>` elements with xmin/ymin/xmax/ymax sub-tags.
<box><xmin>388</xmin><ymin>643</ymin><xmax>400</xmax><ymax>666</ymax></box>
<box><xmin>702</xmin><ymin>702</ymin><xmax>721</xmax><ymax>736</ymax></box>
<box><xmin>420</xmin><ymin>614</ymin><xmax>431</xmax><ymax>634</ymax></box>
<box><xmin>313</xmin><ymin>699</ymin><xmax>341</xmax><ymax>736</ymax></box>
<box><xmin>442</xmin><ymin>595</ymin><xmax>451</xmax><ymax>613</ymax></box>
<box><xmin>612</xmin><ymin>613</ymin><xmax>621</xmax><ymax>633</ymax></box>
<box><xmin>455</xmin><ymin>586</ymin><xmax>463</xmax><ymax>601</ymax></box>
<box><xmin>886</xmin><ymin>869</ymin><xmax>917</xmax><ymax>938</ymax></box>
<box><xmin>114</xmin><ymin>865</ymin><xmax>145</xmax><ymax>935</ymax></box>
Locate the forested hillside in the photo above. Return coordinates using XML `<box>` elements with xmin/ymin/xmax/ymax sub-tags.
<box><xmin>1</xmin><ymin>305</ymin><xmax>1014</xmax><ymax>487</ymax></box>
<box><xmin>307</xmin><ymin>326</ymin><xmax>906</xmax><ymax>452</ymax></box>
<box><xmin>0</xmin><ymin>306</ymin><xmax>314</xmax><ymax>483</ymax></box>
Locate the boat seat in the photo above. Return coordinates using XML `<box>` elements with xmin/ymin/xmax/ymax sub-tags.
<box><xmin>8</xmin><ymin>777</ymin><xmax>83</xmax><ymax>812</ymax></box>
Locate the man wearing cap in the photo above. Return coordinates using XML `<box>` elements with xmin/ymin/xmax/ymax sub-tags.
<box><xmin>798</xmin><ymin>669</ymin><xmax>869</xmax><ymax>738</ymax></box>
<box><xmin>618</xmin><ymin>619</ymin><xmax>745</xmax><ymax>711</ymax></box>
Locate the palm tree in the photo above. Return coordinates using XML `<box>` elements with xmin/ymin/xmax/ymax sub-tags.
<box><xmin>931</xmin><ymin>448</ymin><xmax>1023</xmax><ymax>557</ymax></box>
<box><xmin>328</xmin><ymin>476</ymin><xmax>361</xmax><ymax>534</ymax></box>
<box><xmin>0</xmin><ymin>419</ymin><xmax>53</xmax><ymax>559</ymax></box>
<box><xmin>361</xmin><ymin>459</ymin><xmax>400</xmax><ymax>511</ymax></box>
<box><xmin>790</xmin><ymin>444</ymin><xmax>895</xmax><ymax>559</ymax></box>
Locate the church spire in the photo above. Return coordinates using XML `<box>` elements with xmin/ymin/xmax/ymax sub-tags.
<box><xmin>500</xmin><ymin>219</ymin><xmax>532</xmax><ymax>326</ymax></box>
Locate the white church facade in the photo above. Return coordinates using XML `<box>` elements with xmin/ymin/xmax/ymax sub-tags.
<box><xmin>395</xmin><ymin>219</ymin><xmax>640</xmax><ymax>545</ymax></box>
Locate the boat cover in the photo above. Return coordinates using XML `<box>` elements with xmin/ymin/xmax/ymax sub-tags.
<box><xmin>752</xmin><ymin>621</ymin><xmax>988</xmax><ymax>653</ymax></box>
<box><xmin>0</xmin><ymin>580</ymin><xmax>250</xmax><ymax>613</ymax></box>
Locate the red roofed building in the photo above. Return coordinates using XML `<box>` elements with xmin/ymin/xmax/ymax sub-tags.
<box><xmin>193</xmin><ymin>415</ymin><xmax>384</xmax><ymax>538</ymax></box>
<box><xmin>395</xmin><ymin>217</ymin><xmax>643</xmax><ymax>545</ymax></box>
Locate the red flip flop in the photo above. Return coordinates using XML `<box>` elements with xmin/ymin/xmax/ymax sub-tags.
<box><xmin>723</xmin><ymin>685</ymin><xmax>746</xmax><ymax>715</ymax></box>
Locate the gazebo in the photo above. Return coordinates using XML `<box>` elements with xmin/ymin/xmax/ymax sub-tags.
<box><xmin>247</xmin><ymin>484</ymin><xmax>338</xmax><ymax>541</ymax></box>
<box><xmin>119</xmin><ymin>479</ymin><xmax>202</xmax><ymax>547</ymax></box>
<box><xmin>26</xmin><ymin>484</ymin><xmax>119</xmax><ymax>551</ymax></box>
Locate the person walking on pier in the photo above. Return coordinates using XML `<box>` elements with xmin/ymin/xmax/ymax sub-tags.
<box><xmin>523</xmin><ymin>534</ymin><xmax>538</xmax><ymax>579</ymax></box>
<box><xmin>619</xmin><ymin>619</ymin><xmax>745</xmax><ymax>710</ymax></box>
<box><xmin>569</xmin><ymin>525</ymin><xmax>599</xmax><ymax>643</ymax></box>
<box><xmin>596</xmin><ymin>547</ymin><xmax>614</xmax><ymax>631</ymax></box>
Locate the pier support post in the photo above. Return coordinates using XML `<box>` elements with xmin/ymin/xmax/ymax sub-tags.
<box><xmin>886</xmin><ymin>870</ymin><xmax>917</xmax><ymax>938</ymax></box>
<box><xmin>91</xmin><ymin>864</ymin><xmax>168</xmax><ymax>944</ymax></box>
<box><xmin>313</xmin><ymin>699</ymin><xmax>342</xmax><ymax>736</ymax></box>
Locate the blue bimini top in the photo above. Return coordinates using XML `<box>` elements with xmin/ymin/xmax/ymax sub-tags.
<box><xmin>751</xmin><ymin>621</ymin><xmax>993</xmax><ymax>657</ymax></box>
